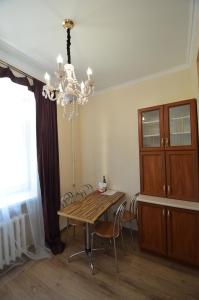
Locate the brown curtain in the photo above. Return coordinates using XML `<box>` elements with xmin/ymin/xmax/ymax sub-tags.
<box><xmin>0</xmin><ymin>65</ymin><xmax>65</xmax><ymax>254</ymax></box>
<box><xmin>33</xmin><ymin>79</ymin><xmax>65</xmax><ymax>254</ymax></box>
<box><xmin>0</xmin><ymin>66</ymin><xmax>33</xmax><ymax>90</ymax></box>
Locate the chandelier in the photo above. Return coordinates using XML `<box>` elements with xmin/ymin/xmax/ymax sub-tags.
<box><xmin>42</xmin><ymin>19</ymin><xmax>94</xmax><ymax>120</ymax></box>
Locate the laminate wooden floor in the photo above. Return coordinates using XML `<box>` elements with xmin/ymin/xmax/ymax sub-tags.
<box><xmin>0</xmin><ymin>228</ymin><xmax>199</xmax><ymax>300</ymax></box>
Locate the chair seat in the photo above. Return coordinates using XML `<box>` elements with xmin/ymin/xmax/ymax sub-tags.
<box><xmin>94</xmin><ymin>221</ymin><xmax>119</xmax><ymax>238</ymax></box>
<box><xmin>122</xmin><ymin>210</ymin><xmax>136</xmax><ymax>223</ymax></box>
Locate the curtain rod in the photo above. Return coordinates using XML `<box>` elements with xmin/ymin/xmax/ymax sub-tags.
<box><xmin>0</xmin><ymin>59</ymin><xmax>34</xmax><ymax>80</ymax></box>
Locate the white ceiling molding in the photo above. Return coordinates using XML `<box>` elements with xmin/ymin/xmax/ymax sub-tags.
<box><xmin>187</xmin><ymin>0</ymin><xmax>199</xmax><ymax>66</ymax></box>
<box><xmin>0</xmin><ymin>39</ymin><xmax>44</xmax><ymax>82</ymax></box>
<box><xmin>94</xmin><ymin>64</ymin><xmax>190</xmax><ymax>96</ymax></box>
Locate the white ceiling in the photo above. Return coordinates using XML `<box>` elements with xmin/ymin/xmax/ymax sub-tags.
<box><xmin>0</xmin><ymin>0</ymin><xmax>198</xmax><ymax>91</ymax></box>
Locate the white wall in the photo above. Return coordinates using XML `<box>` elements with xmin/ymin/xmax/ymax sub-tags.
<box><xmin>79</xmin><ymin>66</ymin><xmax>198</xmax><ymax>197</ymax></box>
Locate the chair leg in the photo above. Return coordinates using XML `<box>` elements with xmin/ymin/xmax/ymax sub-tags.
<box><xmin>113</xmin><ymin>238</ymin><xmax>118</xmax><ymax>272</ymax></box>
<box><xmin>120</xmin><ymin>229</ymin><xmax>126</xmax><ymax>254</ymax></box>
<box><xmin>73</xmin><ymin>225</ymin><xmax>76</xmax><ymax>237</ymax></box>
<box><xmin>90</xmin><ymin>233</ymin><xmax>95</xmax><ymax>274</ymax></box>
<box><xmin>130</xmin><ymin>227</ymin><xmax>134</xmax><ymax>244</ymax></box>
<box><xmin>66</xmin><ymin>225</ymin><xmax>70</xmax><ymax>236</ymax></box>
<box><xmin>105</xmin><ymin>238</ymin><xmax>111</xmax><ymax>254</ymax></box>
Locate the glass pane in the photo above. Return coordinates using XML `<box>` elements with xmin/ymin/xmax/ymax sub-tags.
<box><xmin>169</xmin><ymin>104</ymin><xmax>191</xmax><ymax>146</ymax></box>
<box><xmin>142</xmin><ymin>110</ymin><xmax>160</xmax><ymax>147</ymax></box>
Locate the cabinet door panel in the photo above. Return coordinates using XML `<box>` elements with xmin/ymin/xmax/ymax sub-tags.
<box><xmin>164</xmin><ymin>99</ymin><xmax>198</xmax><ymax>150</ymax></box>
<box><xmin>167</xmin><ymin>208</ymin><xmax>198</xmax><ymax>265</ymax></box>
<box><xmin>138</xmin><ymin>202</ymin><xmax>167</xmax><ymax>255</ymax></box>
<box><xmin>166</xmin><ymin>151</ymin><xmax>199</xmax><ymax>201</ymax></box>
<box><xmin>140</xmin><ymin>152</ymin><xmax>166</xmax><ymax>197</ymax></box>
<box><xmin>138</xmin><ymin>105</ymin><xmax>164</xmax><ymax>151</ymax></box>
<box><xmin>196</xmin><ymin>215</ymin><xmax>199</xmax><ymax>265</ymax></box>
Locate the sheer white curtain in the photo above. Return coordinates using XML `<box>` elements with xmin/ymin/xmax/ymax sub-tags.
<box><xmin>0</xmin><ymin>78</ymin><xmax>50</xmax><ymax>265</ymax></box>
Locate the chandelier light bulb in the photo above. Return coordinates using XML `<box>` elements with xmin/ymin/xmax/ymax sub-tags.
<box><xmin>57</xmin><ymin>54</ymin><xmax>63</xmax><ymax>64</ymax></box>
<box><xmin>87</xmin><ymin>67</ymin><xmax>92</xmax><ymax>75</ymax></box>
<box><xmin>44</xmin><ymin>72</ymin><xmax>50</xmax><ymax>84</ymax></box>
<box><xmin>87</xmin><ymin>67</ymin><xmax>92</xmax><ymax>80</ymax></box>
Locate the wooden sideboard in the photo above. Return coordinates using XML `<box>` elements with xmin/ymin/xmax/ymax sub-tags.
<box><xmin>138</xmin><ymin>195</ymin><xmax>199</xmax><ymax>266</ymax></box>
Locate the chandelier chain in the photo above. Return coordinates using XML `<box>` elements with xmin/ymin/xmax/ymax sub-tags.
<box><xmin>67</xmin><ymin>28</ymin><xmax>71</xmax><ymax>64</ymax></box>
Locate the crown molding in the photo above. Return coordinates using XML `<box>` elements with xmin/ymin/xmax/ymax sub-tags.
<box><xmin>95</xmin><ymin>64</ymin><xmax>190</xmax><ymax>96</ymax></box>
<box><xmin>0</xmin><ymin>38</ymin><xmax>44</xmax><ymax>82</ymax></box>
<box><xmin>186</xmin><ymin>0</ymin><xmax>199</xmax><ymax>65</ymax></box>
<box><xmin>186</xmin><ymin>0</ymin><xmax>195</xmax><ymax>65</ymax></box>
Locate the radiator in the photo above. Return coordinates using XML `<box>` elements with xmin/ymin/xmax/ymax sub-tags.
<box><xmin>0</xmin><ymin>214</ymin><xmax>27</xmax><ymax>270</ymax></box>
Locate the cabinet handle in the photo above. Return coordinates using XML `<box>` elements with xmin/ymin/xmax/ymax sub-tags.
<box><xmin>161</xmin><ymin>137</ymin><xmax>164</xmax><ymax>147</ymax></box>
<box><xmin>162</xmin><ymin>209</ymin><xmax>165</xmax><ymax>216</ymax></box>
<box><xmin>165</xmin><ymin>137</ymin><xmax>169</xmax><ymax>147</ymax></box>
<box><xmin>167</xmin><ymin>185</ymin><xmax>171</xmax><ymax>195</ymax></box>
<box><xmin>163</xmin><ymin>184</ymin><xmax>166</xmax><ymax>193</ymax></box>
<box><xmin>167</xmin><ymin>210</ymin><xmax>170</xmax><ymax>217</ymax></box>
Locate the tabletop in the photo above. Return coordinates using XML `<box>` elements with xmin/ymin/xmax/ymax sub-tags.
<box><xmin>57</xmin><ymin>190</ymin><xmax>125</xmax><ymax>224</ymax></box>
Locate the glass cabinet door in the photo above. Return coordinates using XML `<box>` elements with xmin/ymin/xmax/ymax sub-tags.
<box><xmin>140</xmin><ymin>108</ymin><xmax>163</xmax><ymax>149</ymax></box>
<box><xmin>168</xmin><ymin>104</ymin><xmax>191</xmax><ymax>147</ymax></box>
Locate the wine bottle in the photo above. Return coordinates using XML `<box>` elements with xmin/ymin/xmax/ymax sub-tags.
<box><xmin>103</xmin><ymin>176</ymin><xmax>107</xmax><ymax>191</ymax></box>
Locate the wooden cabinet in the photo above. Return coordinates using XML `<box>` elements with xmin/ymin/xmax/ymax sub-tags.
<box><xmin>163</xmin><ymin>100</ymin><xmax>198</xmax><ymax>150</ymax></box>
<box><xmin>167</xmin><ymin>207</ymin><xmax>199</xmax><ymax>265</ymax></box>
<box><xmin>140</xmin><ymin>152</ymin><xmax>166</xmax><ymax>197</ymax></box>
<box><xmin>138</xmin><ymin>99</ymin><xmax>199</xmax><ymax>201</ymax></box>
<box><xmin>138</xmin><ymin>105</ymin><xmax>164</xmax><ymax>151</ymax></box>
<box><xmin>139</xmin><ymin>99</ymin><xmax>197</xmax><ymax>151</ymax></box>
<box><xmin>166</xmin><ymin>151</ymin><xmax>199</xmax><ymax>201</ymax></box>
<box><xmin>138</xmin><ymin>202</ymin><xmax>166</xmax><ymax>255</ymax></box>
<box><xmin>138</xmin><ymin>202</ymin><xmax>199</xmax><ymax>266</ymax></box>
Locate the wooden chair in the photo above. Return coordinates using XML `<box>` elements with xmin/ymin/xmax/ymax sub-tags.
<box><xmin>90</xmin><ymin>200</ymin><xmax>127</xmax><ymax>273</ymax></box>
<box><xmin>61</xmin><ymin>192</ymin><xmax>84</xmax><ymax>237</ymax></box>
<box><xmin>121</xmin><ymin>193</ymin><xmax>139</xmax><ymax>243</ymax></box>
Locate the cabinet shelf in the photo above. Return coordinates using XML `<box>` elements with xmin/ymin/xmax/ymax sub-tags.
<box><xmin>171</xmin><ymin>131</ymin><xmax>191</xmax><ymax>135</ymax></box>
<box><xmin>171</xmin><ymin>115</ymin><xmax>190</xmax><ymax>121</ymax></box>
<box><xmin>143</xmin><ymin>134</ymin><xmax>160</xmax><ymax>137</ymax></box>
<box><xmin>142</xmin><ymin>120</ymin><xmax>159</xmax><ymax>124</ymax></box>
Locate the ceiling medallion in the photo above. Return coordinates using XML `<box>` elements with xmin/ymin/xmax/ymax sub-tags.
<box><xmin>42</xmin><ymin>19</ymin><xmax>94</xmax><ymax>120</ymax></box>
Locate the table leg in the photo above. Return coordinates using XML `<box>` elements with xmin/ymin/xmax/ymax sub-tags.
<box><xmin>68</xmin><ymin>222</ymin><xmax>104</xmax><ymax>273</ymax></box>
<box><xmin>85</xmin><ymin>223</ymin><xmax>91</xmax><ymax>252</ymax></box>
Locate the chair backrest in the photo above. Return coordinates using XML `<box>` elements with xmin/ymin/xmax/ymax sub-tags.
<box><xmin>82</xmin><ymin>184</ymin><xmax>94</xmax><ymax>194</ymax></box>
<box><xmin>61</xmin><ymin>192</ymin><xmax>74</xmax><ymax>208</ymax></box>
<box><xmin>113</xmin><ymin>200</ymin><xmax>127</xmax><ymax>237</ymax></box>
<box><xmin>129</xmin><ymin>193</ymin><xmax>139</xmax><ymax>215</ymax></box>
<box><xmin>75</xmin><ymin>190</ymin><xmax>87</xmax><ymax>201</ymax></box>
<box><xmin>76</xmin><ymin>184</ymin><xmax>94</xmax><ymax>200</ymax></box>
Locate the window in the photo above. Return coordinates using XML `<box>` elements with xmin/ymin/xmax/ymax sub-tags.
<box><xmin>0</xmin><ymin>78</ymin><xmax>37</xmax><ymax>208</ymax></box>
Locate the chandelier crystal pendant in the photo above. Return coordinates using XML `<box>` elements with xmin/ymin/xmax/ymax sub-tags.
<box><xmin>42</xmin><ymin>19</ymin><xmax>94</xmax><ymax>120</ymax></box>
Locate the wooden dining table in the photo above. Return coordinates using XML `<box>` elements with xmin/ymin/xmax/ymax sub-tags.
<box><xmin>58</xmin><ymin>190</ymin><xmax>125</xmax><ymax>270</ymax></box>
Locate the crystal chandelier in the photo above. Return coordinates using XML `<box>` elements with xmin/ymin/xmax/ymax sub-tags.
<box><xmin>42</xmin><ymin>19</ymin><xmax>94</xmax><ymax>120</ymax></box>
